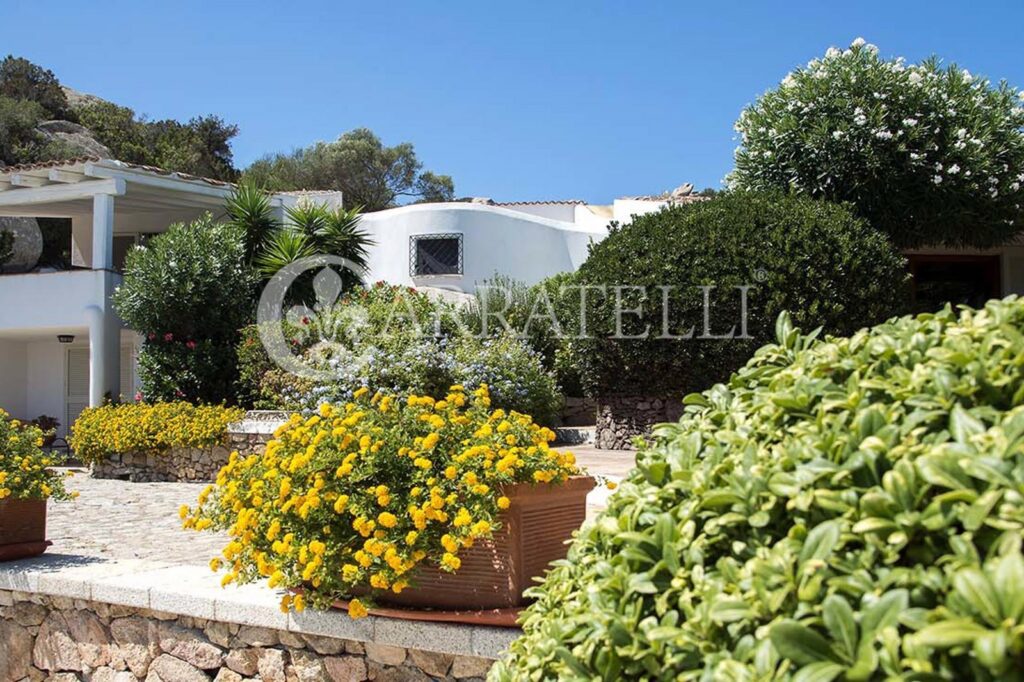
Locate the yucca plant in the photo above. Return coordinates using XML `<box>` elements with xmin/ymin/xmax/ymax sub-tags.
<box><xmin>224</xmin><ymin>180</ymin><xmax>278</xmax><ymax>262</ymax></box>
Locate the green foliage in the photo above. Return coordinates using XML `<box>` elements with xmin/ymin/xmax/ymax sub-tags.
<box><xmin>731</xmin><ymin>39</ymin><xmax>1024</xmax><ymax>248</ymax></box>
<box><xmin>243</xmin><ymin>127</ymin><xmax>455</xmax><ymax>211</ymax></box>
<box><xmin>237</xmin><ymin>283</ymin><xmax>563</xmax><ymax>424</ymax></box>
<box><xmin>464</xmin><ymin>272</ymin><xmax>584</xmax><ymax>396</ymax></box>
<box><xmin>77</xmin><ymin>102</ymin><xmax>239</xmax><ymax>181</ymax></box>
<box><xmin>0</xmin><ymin>96</ymin><xmax>76</xmax><ymax>166</ymax></box>
<box><xmin>494</xmin><ymin>297</ymin><xmax>1024</xmax><ymax>681</ymax></box>
<box><xmin>573</xmin><ymin>191</ymin><xmax>909</xmax><ymax>398</ymax></box>
<box><xmin>224</xmin><ymin>180</ymin><xmax>279</xmax><ymax>262</ymax></box>
<box><xmin>0</xmin><ymin>55</ymin><xmax>72</xmax><ymax>120</ymax></box>
<box><xmin>112</xmin><ymin>215</ymin><xmax>257</xmax><ymax>403</ymax></box>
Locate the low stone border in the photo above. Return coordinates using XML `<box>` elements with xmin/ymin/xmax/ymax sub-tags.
<box><xmin>90</xmin><ymin>414</ymin><xmax>286</xmax><ymax>483</ymax></box>
<box><xmin>0</xmin><ymin>555</ymin><xmax>515</xmax><ymax>681</ymax></box>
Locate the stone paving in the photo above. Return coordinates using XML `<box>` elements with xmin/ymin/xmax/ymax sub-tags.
<box><xmin>47</xmin><ymin>445</ymin><xmax>634</xmax><ymax>567</ymax></box>
<box><xmin>48</xmin><ymin>469</ymin><xmax>229</xmax><ymax>566</ymax></box>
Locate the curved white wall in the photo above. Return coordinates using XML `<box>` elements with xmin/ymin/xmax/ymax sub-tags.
<box><xmin>358</xmin><ymin>203</ymin><xmax>607</xmax><ymax>293</ymax></box>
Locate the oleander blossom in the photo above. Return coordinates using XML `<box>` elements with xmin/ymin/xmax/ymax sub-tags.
<box><xmin>730</xmin><ymin>39</ymin><xmax>1024</xmax><ymax>248</ymax></box>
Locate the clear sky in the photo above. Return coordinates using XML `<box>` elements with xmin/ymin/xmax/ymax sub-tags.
<box><xmin>3</xmin><ymin>1</ymin><xmax>1023</xmax><ymax>203</ymax></box>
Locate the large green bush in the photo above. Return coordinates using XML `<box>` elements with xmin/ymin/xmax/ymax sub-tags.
<box><xmin>494</xmin><ymin>297</ymin><xmax>1024</xmax><ymax>681</ymax></box>
<box><xmin>573</xmin><ymin>191</ymin><xmax>909</xmax><ymax>399</ymax></box>
<box><xmin>113</xmin><ymin>215</ymin><xmax>257</xmax><ymax>403</ymax></box>
<box><xmin>731</xmin><ymin>39</ymin><xmax>1024</xmax><ymax>249</ymax></box>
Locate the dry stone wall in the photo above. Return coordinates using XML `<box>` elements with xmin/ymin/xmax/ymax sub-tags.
<box><xmin>0</xmin><ymin>589</ymin><xmax>495</xmax><ymax>682</ymax></box>
<box><xmin>90</xmin><ymin>414</ymin><xmax>287</xmax><ymax>483</ymax></box>
<box><xmin>595</xmin><ymin>395</ymin><xmax>685</xmax><ymax>450</ymax></box>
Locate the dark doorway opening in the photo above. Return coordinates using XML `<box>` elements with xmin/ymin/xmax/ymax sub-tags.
<box><xmin>908</xmin><ymin>254</ymin><xmax>1002</xmax><ymax>313</ymax></box>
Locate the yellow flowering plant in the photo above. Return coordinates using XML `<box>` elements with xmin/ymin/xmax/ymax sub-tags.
<box><xmin>0</xmin><ymin>408</ymin><xmax>75</xmax><ymax>501</ymax></box>
<box><xmin>182</xmin><ymin>384</ymin><xmax>580</xmax><ymax>617</ymax></box>
<box><xmin>70</xmin><ymin>402</ymin><xmax>245</xmax><ymax>463</ymax></box>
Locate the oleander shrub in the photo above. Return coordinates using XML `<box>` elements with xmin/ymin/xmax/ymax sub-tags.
<box><xmin>237</xmin><ymin>282</ymin><xmax>563</xmax><ymax>424</ymax></box>
<box><xmin>731</xmin><ymin>39</ymin><xmax>1024</xmax><ymax>249</ymax></box>
<box><xmin>112</xmin><ymin>215</ymin><xmax>258</xmax><ymax>404</ymax></box>
<box><xmin>493</xmin><ymin>297</ymin><xmax>1024</xmax><ymax>681</ymax></box>
<box><xmin>0</xmin><ymin>409</ymin><xmax>74</xmax><ymax>500</ymax></box>
<box><xmin>574</xmin><ymin>191</ymin><xmax>909</xmax><ymax>399</ymax></box>
<box><xmin>70</xmin><ymin>402</ymin><xmax>245</xmax><ymax>463</ymax></box>
<box><xmin>181</xmin><ymin>384</ymin><xmax>579</xmax><ymax>617</ymax></box>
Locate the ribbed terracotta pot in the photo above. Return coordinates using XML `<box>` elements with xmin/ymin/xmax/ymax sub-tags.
<box><xmin>373</xmin><ymin>475</ymin><xmax>595</xmax><ymax>610</ymax></box>
<box><xmin>0</xmin><ymin>498</ymin><xmax>51</xmax><ymax>561</ymax></box>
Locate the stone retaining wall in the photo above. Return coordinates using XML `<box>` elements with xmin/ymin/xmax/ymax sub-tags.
<box><xmin>0</xmin><ymin>589</ymin><xmax>495</xmax><ymax>682</ymax></box>
<box><xmin>560</xmin><ymin>397</ymin><xmax>596</xmax><ymax>426</ymax></box>
<box><xmin>90</xmin><ymin>413</ymin><xmax>287</xmax><ymax>483</ymax></box>
<box><xmin>595</xmin><ymin>395</ymin><xmax>684</xmax><ymax>450</ymax></box>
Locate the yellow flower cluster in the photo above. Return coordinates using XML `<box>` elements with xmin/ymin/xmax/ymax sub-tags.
<box><xmin>0</xmin><ymin>408</ymin><xmax>75</xmax><ymax>501</ymax></box>
<box><xmin>70</xmin><ymin>402</ymin><xmax>245</xmax><ymax>463</ymax></box>
<box><xmin>182</xmin><ymin>384</ymin><xmax>579</xmax><ymax>618</ymax></box>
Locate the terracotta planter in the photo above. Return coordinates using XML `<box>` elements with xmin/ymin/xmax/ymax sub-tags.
<box><xmin>0</xmin><ymin>498</ymin><xmax>51</xmax><ymax>561</ymax></box>
<box><xmin>375</xmin><ymin>475</ymin><xmax>595</xmax><ymax>610</ymax></box>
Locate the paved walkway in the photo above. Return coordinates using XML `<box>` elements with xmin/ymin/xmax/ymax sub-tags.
<box><xmin>49</xmin><ymin>470</ymin><xmax>229</xmax><ymax>566</ymax></box>
<box><xmin>47</xmin><ymin>444</ymin><xmax>636</xmax><ymax>567</ymax></box>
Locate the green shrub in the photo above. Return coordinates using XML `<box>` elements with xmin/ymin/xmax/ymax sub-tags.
<box><xmin>237</xmin><ymin>283</ymin><xmax>564</xmax><ymax>424</ymax></box>
<box><xmin>70</xmin><ymin>402</ymin><xmax>245</xmax><ymax>464</ymax></box>
<box><xmin>464</xmin><ymin>272</ymin><xmax>584</xmax><ymax>397</ymax></box>
<box><xmin>731</xmin><ymin>39</ymin><xmax>1024</xmax><ymax>249</ymax></box>
<box><xmin>573</xmin><ymin>191</ymin><xmax>909</xmax><ymax>399</ymax></box>
<box><xmin>113</xmin><ymin>215</ymin><xmax>257</xmax><ymax>404</ymax></box>
<box><xmin>494</xmin><ymin>297</ymin><xmax>1024</xmax><ymax>681</ymax></box>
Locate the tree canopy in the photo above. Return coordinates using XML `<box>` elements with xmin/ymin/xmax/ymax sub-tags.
<box><xmin>730</xmin><ymin>40</ymin><xmax>1024</xmax><ymax>249</ymax></box>
<box><xmin>243</xmin><ymin>128</ymin><xmax>455</xmax><ymax>211</ymax></box>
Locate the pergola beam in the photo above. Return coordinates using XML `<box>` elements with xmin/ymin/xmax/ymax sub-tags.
<box><xmin>10</xmin><ymin>174</ymin><xmax>48</xmax><ymax>188</ymax></box>
<box><xmin>49</xmin><ymin>169</ymin><xmax>86</xmax><ymax>184</ymax></box>
<box><xmin>0</xmin><ymin>178</ymin><xmax>125</xmax><ymax>207</ymax></box>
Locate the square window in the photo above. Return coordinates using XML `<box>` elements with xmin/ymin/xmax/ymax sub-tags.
<box><xmin>411</xmin><ymin>234</ymin><xmax>462</xmax><ymax>276</ymax></box>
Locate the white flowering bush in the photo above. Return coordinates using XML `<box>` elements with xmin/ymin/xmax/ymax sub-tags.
<box><xmin>731</xmin><ymin>39</ymin><xmax>1024</xmax><ymax>248</ymax></box>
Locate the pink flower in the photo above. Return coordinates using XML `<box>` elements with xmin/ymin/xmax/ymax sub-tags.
<box><xmin>186</xmin><ymin>340</ymin><xmax>197</xmax><ymax>350</ymax></box>
<box><xmin>175</xmin><ymin>389</ymin><xmax>185</xmax><ymax>398</ymax></box>
<box><xmin>148</xmin><ymin>332</ymin><xmax>156</xmax><ymax>341</ymax></box>
<box><xmin>164</xmin><ymin>333</ymin><xmax>174</xmax><ymax>342</ymax></box>
<box><xmin>134</xmin><ymin>392</ymin><xmax>143</xmax><ymax>402</ymax></box>
<box><xmin>301</xmin><ymin>316</ymin><xmax>310</xmax><ymax>325</ymax></box>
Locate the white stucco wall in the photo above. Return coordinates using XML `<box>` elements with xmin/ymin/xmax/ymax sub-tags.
<box><xmin>358</xmin><ymin>203</ymin><xmax>607</xmax><ymax>292</ymax></box>
<box><xmin>0</xmin><ymin>339</ymin><xmax>27</xmax><ymax>418</ymax></box>
<box><xmin>495</xmin><ymin>203</ymin><xmax>578</xmax><ymax>222</ymax></box>
<box><xmin>612</xmin><ymin>198</ymin><xmax>669</xmax><ymax>224</ymax></box>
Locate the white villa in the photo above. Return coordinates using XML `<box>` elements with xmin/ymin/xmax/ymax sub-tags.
<box><xmin>0</xmin><ymin>158</ymin><xmax>680</xmax><ymax>436</ymax></box>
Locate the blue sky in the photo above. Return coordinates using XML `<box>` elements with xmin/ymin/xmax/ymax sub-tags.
<box><xmin>3</xmin><ymin>1</ymin><xmax>1023</xmax><ymax>203</ymax></box>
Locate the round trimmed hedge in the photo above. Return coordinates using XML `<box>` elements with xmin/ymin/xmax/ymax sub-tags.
<box><xmin>573</xmin><ymin>191</ymin><xmax>909</xmax><ymax>400</ymax></box>
<box><xmin>492</xmin><ymin>297</ymin><xmax>1024</xmax><ymax>681</ymax></box>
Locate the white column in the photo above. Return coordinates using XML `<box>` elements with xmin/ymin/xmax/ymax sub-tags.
<box><xmin>91</xmin><ymin>193</ymin><xmax>115</xmax><ymax>270</ymax></box>
<box><xmin>86</xmin><ymin>297</ymin><xmax>120</xmax><ymax>407</ymax></box>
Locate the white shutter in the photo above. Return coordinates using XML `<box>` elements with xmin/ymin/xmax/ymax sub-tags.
<box><xmin>66</xmin><ymin>347</ymin><xmax>91</xmax><ymax>433</ymax></box>
<box><xmin>66</xmin><ymin>348</ymin><xmax>90</xmax><ymax>398</ymax></box>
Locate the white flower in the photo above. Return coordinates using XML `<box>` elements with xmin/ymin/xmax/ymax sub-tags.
<box><xmin>825</xmin><ymin>47</ymin><xmax>841</xmax><ymax>59</ymax></box>
<box><xmin>961</xmin><ymin>69</ymin><xmax>973</xmax><ymax>81</ymax></box>
<box><xmin>832</xmin><ymin>130</ymin><xmax>845</xmax><ymax>139</ymax></box>
<box><xmin>956</xmin><ymin>128</ymin><xmax>967</xmax><ymax>139</ymax></box>
<box><xmin>933</xmin><ymin>175</ymin><xmax>943</xmax><ymax>184</ymax></box>
<box><xmin>910</xmin><ymin>152</ymin><xmax>923</xmax><ymax>160</ymax></box>
<box><xmin>948</xmin><ymin>164</ymin><xmax>960</xmax><ymax>174</ymax></box>
<box><xmin>851</xmin><ymin>37</ymin><xmax>866</xmax><ymax>48</ymax></box>
<box><xmin>902</xmin><ymin>118</ymin><xmax>918</xmax><ymax>127</ymax></box>
<box><xmin>875</xmin><ymin>130</ymin><xmax>893</xmax><ymax>140</ymax></box>
<box><xmin>935</xmin><ymin>163</ymin><xmax>943</xmax><ymax>171</ymax></box>
<box><xmin>782</xmin><ymin>74</ymin><xmax>796</xmax><ymax>88</ymax></box>
<box><xmin>909</xmin><ymin>72</ymin><xmax>923</xmax><ymax>85</ymax></box>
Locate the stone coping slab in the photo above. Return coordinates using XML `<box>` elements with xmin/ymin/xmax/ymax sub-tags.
<box><xmin>0</xmin><ymin>553</ymin><xmax>518</xmax><ymax>660</ymax></box>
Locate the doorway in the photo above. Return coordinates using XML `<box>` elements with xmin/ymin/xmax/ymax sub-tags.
<box><xmin>907</xmin><ymin>254</ymin><xmax>1002</xmax><ymax>314</ymax></box>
